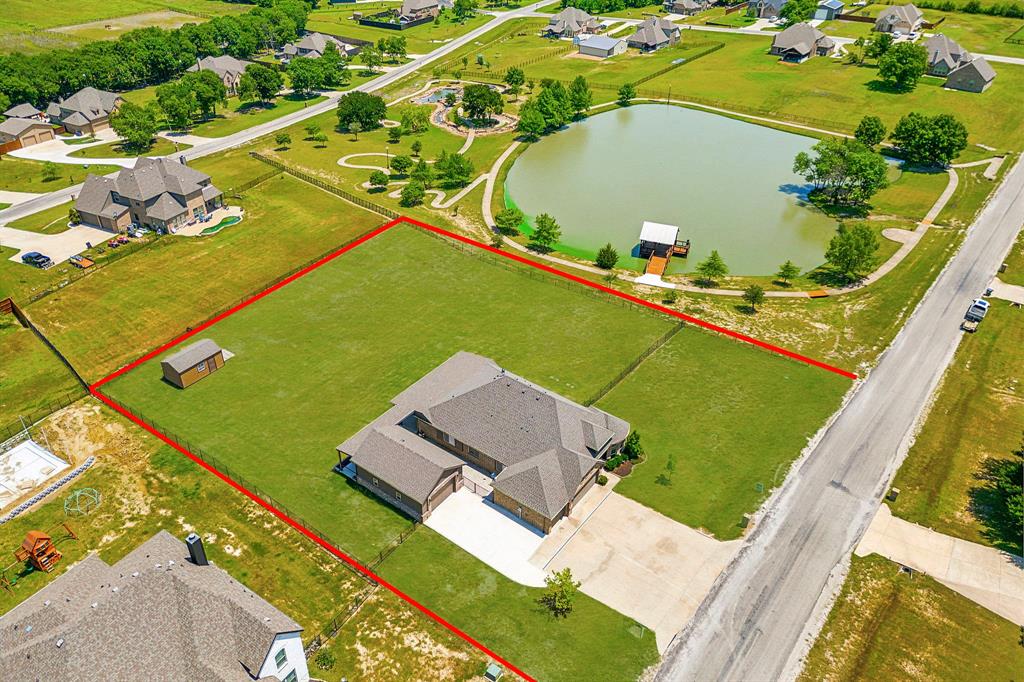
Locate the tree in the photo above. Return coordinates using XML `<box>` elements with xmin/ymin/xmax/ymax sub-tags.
<box><xmin>568</xmin><ymin>76</ymin><xmax>592</xmax><ymax>117</ymax></box>
<box><xmin>778</xmin><ymin>0</ymin><xmax>817</xmax><ymax>25</ymax></box>
<box><xmin>240</xmin><ymin>63</ymin><xmax>284</xmax><ymax>103</ymax></box>
<box><xmin>388</xmin><ymin>126</ymin><xmax>402</xmax><ymax>144</ymax></box>
<box><xmin>595</xmin><ymin>242</ymin><xmax>618</xmax><ymax>269</ymax></box>
<box><xmin>538</xmin><ymin>568</ymin><xmax>580</xmax><ymax>618</ymax></box>
<box><xmin>304</xmin><ymin>122</ymin><xmax>321</xmax><ymax>139</ymax></box>
<box><xmin>348</xmin><ymin>120</ymin><xmax>363</xmax><ymax>139</ymax></box>
<box><xmin>743</xmin><ymin>284</ymin><xmax>765</xmax><ymax>312</ymax></box>
<box><xmin>369</xmin><ymin>169</ymin><xmax>390</xmax><ymax>190</ymax></box>
<box><xmin>411</xmin><ymin>139</ymin><xmax>423</xmax><ymax>156</ymax></box>
<box><xmin>890</xmin><ymin>112</ymin><xmax>969</xmax><ymax>167</ymax></box>
<box><xmin>156</xmin><ymin>80</ymin><xmax>195</xmax><ymax>130</ymax></box>
<box><xmin>494</xmin><ymin>206</ymin><xmax>524</xmax><ymax>234</ymax></box>
<box><xmin>536</xmin><ymin>81</ymin><xmax>572</xmax><ymax>130</ymax></box>
<box><xmin>41</xmin><ymin>161</ymin><xmax>61</xmax><ymax>183</ymax></box>
<box><xmin>318</xmin><ymin>43</ymin><xmax>351</xmax><ymax>88</ymax></box>
<box><xmin>454</xmin><ymin>0</ymin><xmax>478</xmax><ymax>20</ymax></box>
<box><xmin>694</xmin><ymin>250</ymin><xmax>728</xmax><ymax>285</ymax></box>
<box><xmin>359</xmin><ymin>44</ymin><xmax>383</xmax><ymax>72</ymax></box>
<box><xmin>855</xmin><ymin>115</ymin><xmax>887</xmax><ymax>148</ymax></box>
<box><xmin>988</xmin><ymin>436</ymin><xmax>1023</xmax><ymax>543</ymax></box>
<box><xmin>110</xmin><ymin>101</ymin><xmax>160</xmax><ymax>152</ymax></box>
<box><xmin>275</xmin><ymin>132</ymin><xmax>291</xmax><ymax>149</ymax></box>
<box><xmin>337</xmin><ymin>91</ymin><xmax>387</xmax><ymax>131</ymax></box>
<box><xmin>864</xmin><ymin>32</ymin><xmax>894</xmax><ymax>60</ymax></box>
<box><xmin>390</xmin><ymin>154</ymin><xmax>413</xmax><ymax>175</ymax></box>
<box><xmin>400</xmin><ymin>180</ymin><xmax>426</xmax><ymax>206</ymax></box>
<box><xmin>878</xmin><ymin>42</ymin><xmax>928</xmax><ymax>91</ymax></box>
<box><xmin>400</xmin><ymin>106</ymin><xmax>430</xmax><ymax>135</ymax></box>
<box><xmin>68</xmin><ymin>206</ymin><xmax>81</xmax><ymax>224</ymax></box>
<box><xmin>189</xmin><ymin>70</ymin><xmax>228</xmax><ymax>119</ymax></box>
<box><xmin>461</xmin><ymin>83</ymin><xmax>503</xmax><ymax>122</ymax></box>
<box><xmin>504</xmin><ymin>66</ymin><xmax>525</xmax><ymax>95</ymax></box>
<box><xmin>530</xmin><ymin>213</ymin><xmax>561</xmax><ymax>251</ymax></box>
<box><xmin>377</xmin><ymin>36</ymin><xmax>407</xmax><ymax>62</ymax></box>
<box><xmin>516</xmin><ymin>99</ymin><xmax>547</xmax><ymax>140</ymax></box>
<box><xmin>617</xmin><ymin>82</ymin><xmax>636</xmax><ymax>106</ymax></box>
<box><xmin>776</xmin><ymin>259</ymin><xmax>800</xmax><ymax>284</ymax></box>
<box><xmin>288</xmin><ymin>57</ymin><xmax>324</xmax><ymax>95</ymax></box>
<box><xmin>410</xmin><ymin>158</ymin><xmax>434</xmax><ymax>188</ymax></box>
<box><xmin>824</xmin><ymin>223</ymin><xmax>879</xmax><ymax>280</ymax></box>
<box><xmin>792</xmin><ymin>138</ymin><xmax>889</xmax><ymax>205</ymax></box>
<box><xmin>622</xmin><ymin>431</ymin><xmax>644</xmax><ymax>460</ymax></box>
<box><xmin>435</xmin><ymin>150</ymin><xmax>474</xmax><ymax>186</ymax></box>
<box><xmin>311</xmin><ymin>131</ymin><xmax>328</xmax><ymax>147</ymax></box>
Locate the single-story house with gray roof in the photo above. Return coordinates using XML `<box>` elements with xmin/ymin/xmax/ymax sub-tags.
<box><xmin>626</xmin><ymin>17</ymin><xmax>681</xmax><ymax>52</ymax></box>
<box><xmin>925</xmin><ymin>33</ymin><xmax>972</xmax><ymax>76</ymax></box>
<box><xmin>45</xmin><ymin>86</ymin><xmax>123</xmax><ymax>135</ymax></box>
<box><xmin>337</xmin><ymin>352</ymin><xmax>630</xmax><ymax>532</ymax></box>
<box><xmin>665</xmin><ymin>0</ymin><xmax>709</xmax><ymax>16</ymax></box>
<box><xmin>874</xmin><ymin>3</ymin><xmax>923</xmax><ymax>33</ymax></box>
<box><xmin>944</xmin><ymin>55</ymin><xmax>996</xmax><ymax>92</ymax></box>
<box><xmin>161</xmin><ymin>338</ymin><xmax>225</xmax><ymax>389</ymax></box>
<box><xmin>770</xmin><ymin>22</ymin><xmax>835</xmax><ymax>62</ymax></box>
<box><xmin>749</xmin><ymin>0</ymin><xmax>788</xmax><ymax>18</ymax></box>
<box><xmin>187</xmin><ymin>55</ymin><xmax>254</xmax><ymax>95</ymax></box>
<box><xmin>0</xmin><ymin>530</ymin><xmax>309</xmax><ymax>682</ymax></box>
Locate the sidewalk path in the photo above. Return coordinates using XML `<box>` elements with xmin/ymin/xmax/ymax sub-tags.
<box><xmin>988</xmin><ymin>276</ymin><xmax>1024</xmax><ymax>304</ymax></box>
<box><xmin>856</xmin><ymin>504</ymin><xmax>1024</xmax><ymax>625</ymax></box>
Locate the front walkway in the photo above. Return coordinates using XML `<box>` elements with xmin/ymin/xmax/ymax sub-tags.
<box><xmin>424</xmin><ymin>487</ymin><xmax>548</xmax><ymax>587</ymax></box>
<box><xmin>533</xmin><ymin>489</ymin><xmax>740</xmax><ymax>653</ymax></box>
<box><xmin>988</xmin><ymin>276</ymin><xmax>1024</xmax><ymax>304</ymax></box>
<box><xmin>856</xmin><ymin>504</ymin><xmax>1024</xmax><ymax>625</ymax></box>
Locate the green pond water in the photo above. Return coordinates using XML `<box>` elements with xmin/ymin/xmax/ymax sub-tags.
<box><xmin>505</xmin><ymin>104</ymin><xmax>839</xmax><ymax>275</ymax></box>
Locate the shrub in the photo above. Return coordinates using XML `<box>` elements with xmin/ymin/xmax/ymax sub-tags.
<box><xmin>597</xmin><ymin>474</ymin><xmax>608</xmax><ymax>486</ymax></box>
<box><xmin>314</xmin><ymin>648</ymin><xmax>336</xmax><ymax>671</ymax></box>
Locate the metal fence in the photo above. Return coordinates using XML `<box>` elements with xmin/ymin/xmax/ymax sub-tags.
<box><xmin>303</xmin><ymin>584</ymin><xmax>379</xmax><ymax>655</ymax></box>
<box><xmin>585</xmin><ymin>322</ymin><xmax>685</xmax><ymax>406</ymax></box>
<box><xmin>0</xmin><ymin>389</ymin><xmax>89</xmax><ymax>443</ymax></box>
<box><xmin>7</xmin><ymin>299</ymin><xmax>90</xmax><ymax>391</ymax></box>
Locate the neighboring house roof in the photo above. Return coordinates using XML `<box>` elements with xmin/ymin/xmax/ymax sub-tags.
<box><xmin>187</xmin><ymin>55</ymin><xmax>253</xmax><ymax>80</ymax></box>
<box><xmin>946</xmin><ymin>55</ymin><xmax>996</xmax><ymax>87</ymax></box>
<box><xmin>339</xmin><ymin>352</ymin><xmax>630</xmax><ymax>520</ymax></box>
<box><xmin>284</xmin><ymin>32</ymin><xmax>355</xmax><ymax>58</ymax></box>
<box><xmin>669</xmin><ymin>0</ymin><xmax>704</xmax><ymax>11</ymax></box>
<box><xmin>75</xmin><ymin>175</ymin><xmax>129</xmax><ymax>218</ymax></box>
<box><xmin>755</xmin><ymin>0</ymin><xmax>788</xmax><ymax>14</ymax></box>
<box><xmin>548</xmin><ymin>7</ymin><xmax>599</xmax><ymax>34</ymax></box>
<box><xmin>818</xmin><ymin>0</ymin><xmax>844</xmax><ymax>9</ymax></box>
<box><xmin>0</xmin><ymin>531</ymin><xmax>300</xmax><ymax>681</ymax></box>
<box><xmin>639</xmin><ymin>220</ymin><xmax>679</xmax><ymax>245</ymax></box>
<box><xmin>579</xmin><ymin>35</ymin><xmax>624</xmax><ymax>51</ymax></box>
<box><xmin>162</xmin><ymin>338</ymin><xmax>223</xmax><ymax>374</ymax></box>
<box><xmin>875</xmin><ymin>3</ymin><xmax>923</xmax><ymax>28</ymax></box>
<box><xmin>402</xmin><ymin>0</ymin><xmax>439</xmax><ymax>12</ymax></box>
<box><xmin>627</xmin><ymin>17</ymin><xmax>680</xmax><ymax>47</ymax></box>
<box><xmin>925</xmin><ymin>33</ymin><xmax>971</xmax><ymax>70</ymax></box>
<box><xmin>51</xmin><ymin>87</ymin><xmax>122</xmax><ymax>124</ymax></box>
<box><xmin>3</xmin><ymin>102</ymin><xmax>41</xmax><ymax>118</ymax></box>
<box><xmin>772</xmin><ymin>22</ymin><xmax>833</xmax><ymax>55</ymax></box>
<box><xmin>0</xmin><ymin>117</ymin><xmax>48</xmax><ymax>139</ymax></box>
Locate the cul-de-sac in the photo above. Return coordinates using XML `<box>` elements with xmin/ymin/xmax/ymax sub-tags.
<box><xmin>0</xmin><ymin>0</ymin><xmax>1021</xmax><ymax>679</ymax></box>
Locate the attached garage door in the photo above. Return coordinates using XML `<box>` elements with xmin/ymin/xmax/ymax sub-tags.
<box><xmin>428</xmin><ymin>475</ymin><xmax>458</xmax><ymax>511</ymax></box>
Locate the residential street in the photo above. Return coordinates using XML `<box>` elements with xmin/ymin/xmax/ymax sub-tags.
<box><xmin>0</xmin><ymin>1</ymin><xmax>550</xmax><ymax>226</ymax></box>
<box><xmin>656</xmin><ymin>155</ymin><xmax>1024</xmax><ymax>681</ymax></box>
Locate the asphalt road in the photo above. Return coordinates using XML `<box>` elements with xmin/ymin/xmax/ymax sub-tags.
<box><xmin>656</xmin><ymin>154</ymin><xmax>1024</xmax><ymax>681</ymax></box>
<box><xmin>0</xmin><ymin>2</ymin><xmax>549</xmax><ymax>226</ymax></box>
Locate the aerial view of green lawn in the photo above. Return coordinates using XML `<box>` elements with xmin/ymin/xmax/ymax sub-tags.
<box><xmin>99</xmin><ymin>222</ymin><xmax>851</xmax><ymax>679</ymax></box>
<box><xmin>0</xmin><ymin>319</ymin><xmax>82</xmax><ymax>426</ymax></box>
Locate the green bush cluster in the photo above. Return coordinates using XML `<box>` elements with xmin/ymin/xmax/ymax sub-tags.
<box><xmin>603</xmin><ymin>431</ymin><xmax>644</xmax><ymax>471</ymax></box>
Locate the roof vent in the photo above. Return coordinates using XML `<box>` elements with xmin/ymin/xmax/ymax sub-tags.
<box><xmin>56</xmin><ymin>638</ymin><xmax>64</xmax><ymax>648</ymax></box>
<box><xmin>90</xmin><ymin>603</ymin><xmax>97</xmax><ymax>609</ymax></box>
<box><xmin>131</xmin><ymin>572</ymin><xmax>139</xmax><ymax>578</ymax></box>
<box><xmin>43</xmin><ymin>601</ymin><xmax>50</xmax><ymax>607</ymax></box>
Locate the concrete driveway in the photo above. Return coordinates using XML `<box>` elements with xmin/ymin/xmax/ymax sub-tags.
<box><xmin>534</xmin><ymin>490</ymin><xmax>740</xmax><ymax>653</ymax></box>
<box><xmin>0</xmin><ymin>224</ymin><xmax>116</xmax><ymax>265</ymax></box>
<box><xmin>424</xmin><ymin>487</ymin><xmax>547</xmax><ymax>587</ymax></box>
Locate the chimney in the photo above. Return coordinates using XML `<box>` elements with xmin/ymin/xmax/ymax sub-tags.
<box><xmin>185</xmin><ymin>533</ymin><xmax>208</xmax><ymax>566</ymax></box>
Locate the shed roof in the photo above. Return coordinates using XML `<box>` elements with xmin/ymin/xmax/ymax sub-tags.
<box><xmin>3</xmin><ymin>103</ymin><xmax>41</xmax><ymax>118</ymax></box>
<box><xmin>639</xmin><ymin>220</ymin><xmax>679</xmax><ymax>245</ymax></box>
<box><xmin>161</xmin><ymin>338</ymin><xmax>223</xmax><ymax>374</ymax></box>
<box><xmin>579</xmin><ymin>35</ymin><xmax>624</xmax><ymax>51</ymax></box>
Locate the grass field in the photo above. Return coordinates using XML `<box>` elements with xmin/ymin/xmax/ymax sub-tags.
<box><xmin>70</xmin><ymin>136</ymin><xmax>190</xmax><ymax>159</ymax></box>
<box><xmin>189</xmin><ymin>94</ymin><xmax>328</xmax><ymax>137</ymax></box>
<box><xmin>800</xmin><ymin>553</ymin><xmax>1024</xmax><ymax>681</ymax></box>
<box><xmin>1001</xmin><ymin>231</ymin><xmax>1024</xmax><ymax>286</ymax></box>
<box><xmin>890</xmin><ymin>301</ymin><xmax>1024</xmax><ymax>556</ymax></box>
<box><xmin>637</xmin><ymin>33</ymin><xmax>1024</xmax><ymax>152</ymax></box>
<box><xmin>0</xmin><ymin>319</ymin><xmax>82</xmax><ymax>426</ymax></box>
<box><xmin>938</xmin><ymin>157</ymin><xmax>1013</xmax><ymax>227</ymax></box>
<box><xmin>0</xmin><ymin>157</ymin><xmax>120</xmax><ymax>193</ymax></box>
<box><xmin>7</xmin><ymin>201</ymin><xmax>74</xmax><ymax>234</ymax></box>
<box><xmin>598</xmin><ymin>331</ymin><xmax>850</xmax><ymax>538</ymax></box>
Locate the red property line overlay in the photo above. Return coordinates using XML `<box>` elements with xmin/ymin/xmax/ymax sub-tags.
<box><xmin>89</xmin><ymin>216</ymin><xmax>856</xmax><ymax>682</ymax></box>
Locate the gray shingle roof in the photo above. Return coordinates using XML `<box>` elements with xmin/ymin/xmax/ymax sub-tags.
<box><xmin>627</xmin><ymin>17</ymin><xmax>679</xmax><ymax>48</ymax></box>
<box><xmin>772</xmin><ymin>22</ymin><xmax>829</xmax><ymax>55</ymax></box>
<box><xmin>926</xmin><ymin>33</ymin><xmax>970</xmax><ymax>70</ymax></box>
<box><xmin>340</xmin><ymin>352</ymin><xmax>629</xmax><ymax>521</ymax></box>
<box><xmin>75</xmin><ymin>157</ymin><xmax>215</xmax><ymax>225</ymax></box>
<box><xmin>0</xmin><ymin>531</ymin><xmax>300</xmax><ymax>681</ymax></box>
<box><xmin>161</xmin><ymin>338</ymin><xmax>222</xmax><ymax>374</ymax></box>
<box><xmin>3</xmin><ymin>103</ymin><xmax>41</xmax><ymax>118</ymax></box>
<box><xmin>187</xmin><ymin>55</ymin><xmax>253</xmax><ymax>79</ymax></box>
<box><xmin>548</xmin><ymin>7</ymin><xmax>599</xmax><ymax>34</ymax></box>
<box><xmin>0</xmin><ymin>117</ymin><xmax>47</xmax><ymax>139</ymax></box>
<box><xmin>401</xmin><ymin>0</ymin><xmax>439</xmax><ymax>13</ymax></box>
<box><xmin>579</xmin><ymin>35</ymin><xmax>624</xmax><ymax>51</ymax></box>
<box><xmin>52</xmin><ymin>87</ymin><xmax>122</xmax><ymax>124</ymax></box>
<box><xmin>875</xmin><ymin>3</ymin><xmax>923</xmax><ymax>29</ymax></box>
<box><xmin>946</xmin><ymin>55</ymin><xmax>996</xmax><ymax>85</ymax></box>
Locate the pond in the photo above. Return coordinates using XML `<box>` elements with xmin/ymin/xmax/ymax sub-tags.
<box><xmin>504</xmin><ymin>105</ymin><xmax>839</xmax><ymax>276</ymax></box>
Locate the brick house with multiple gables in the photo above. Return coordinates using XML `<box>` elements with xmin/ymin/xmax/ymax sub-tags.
<box><xmin>45</xmin><ymin>87</ymin><xmax>123</xmax><ymax>135</ymax></box>
<box><xmin>874</xmin><ymin>3</ymin><xmax>924</xmax><ymax>33</ymax></box>
<box><xmin>187</xmin><ymin>55</ymin><xmax>254</xmax><ymax>95</ymax></box>
<box><xmin>546</xmin><ymin>7</ymin><xmax>601</xmax><ymax>37</ymax></box>
<box><xmin>770</xmin><ymin>22</ymin><xmax>836</xmax><ymax>62</ymax></box>
<box><xmin>626</xmin><ymin>17</ymin><xmax>682</xmax><ymax>52</ymax></box>
<box><xmin>337</xmin><ymin>352</ymin><xmax>630</xmax><ymax>533</ymax></box>
<box><xmin>74</xmin><ymin>156</ymin><xmax>223</xmax><ymax>233</ymax></box>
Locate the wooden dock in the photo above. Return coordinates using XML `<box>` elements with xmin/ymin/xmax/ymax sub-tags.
<box><xmin>645</xmin><ymin>254</ymin><xmax>669</xmax><ymax>276</ymax></box>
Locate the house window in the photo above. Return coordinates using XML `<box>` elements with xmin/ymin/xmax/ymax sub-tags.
<box><xmin>197</xmin><ymin>360</ymin><xmax>207</xmax><ymax>372</ymax></box>
<box><xmin>443</xmin><ymin>432</ymin><xmax>455</xmax><ymax>446</ymax></box>
<box><xmin>283</xmin><ymin>671</ymin><xmax>298</xmax><ymax>682</ymax></box>
<box><xmin>274</xmin><ymin>649</ymin><xmax>287</xmax><ymax>668</ymax></box>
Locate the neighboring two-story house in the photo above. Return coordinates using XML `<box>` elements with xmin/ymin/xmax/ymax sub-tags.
<box><xmin>874</xmin><ymin>3</ymin><xmax>924</xmax><ymax>32</ymax></box>
<box><xmin>337</xmin><ymin>352</ymin><xmax>630</xmax><ymax>534</ymax></box>
<box><xmin>45</xmin><ymin>87</ymin><xmax>123</xmax><ymax>135</ymax></box>
<box><xmin>626</xmin><ymin>17</ymin><xmax>682</xmax><ymax>52</ymax></box>
<box><xmin>546</xmin><ymin>7</ymin><xmax>601</xmax><ymax>37</ymax></box>
<box><xmin>75</xmin><ymin>156</ymin><xmax>223</xmax><ymax>233</ymax></box>
<box><xmin>187</xmin><ymin>55</ymin><xmax>254</xmax><ymax>95</ymax></box>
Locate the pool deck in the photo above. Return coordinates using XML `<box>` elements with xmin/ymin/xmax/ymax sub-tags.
<box><xmin>173</xmin><ymin>206</ymin><xmax>244</xmax><ymax>237</ymax></box>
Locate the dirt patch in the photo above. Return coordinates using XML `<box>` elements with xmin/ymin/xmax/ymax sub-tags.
<box><xmin>51</xmin><ymin>10</ymin><xmax>197</xmax><ymax>36</ymax></box>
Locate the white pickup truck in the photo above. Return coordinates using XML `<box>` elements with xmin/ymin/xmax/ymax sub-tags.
<box><xmin>961</xmin><ymin>298</ymin><xmax>989</xmax><ymax>332</ymax></box>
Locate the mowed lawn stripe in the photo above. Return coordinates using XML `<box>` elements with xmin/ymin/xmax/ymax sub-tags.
<box><xmin>104</xmin><ymin>225</ymin><xmax>677</xmax><ymax>560</ymax></box>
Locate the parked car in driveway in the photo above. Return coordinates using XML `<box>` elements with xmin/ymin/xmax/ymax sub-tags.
<box><xmin>21</xmin><ymin>251</ymin><xmax>52</xmax><ymax>268</ymax></box>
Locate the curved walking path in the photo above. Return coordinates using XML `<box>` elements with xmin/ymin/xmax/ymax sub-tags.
<box><xmin>361</xmin><ymin>174</ymin><xmax>489</xmax><ymax>209</ymax></box>
<box><xmin>482</xmin><ymin>127</ymin><xmax>1000</xmax><ymax>298</ymax></box>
